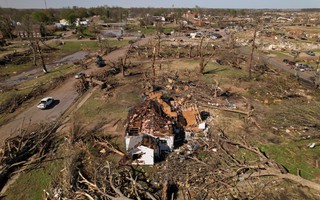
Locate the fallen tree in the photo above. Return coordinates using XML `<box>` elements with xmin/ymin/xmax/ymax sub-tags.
<box><xmin>0</xmin><ymin>122</ymin><xmax>61</xmax><ymax>192</ymax></box>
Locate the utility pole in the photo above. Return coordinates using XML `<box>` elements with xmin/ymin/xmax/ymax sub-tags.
<box><xmin>44</xmin><ymin>0</ymin><xmax>48</xmax><ymax>9</ymax></box>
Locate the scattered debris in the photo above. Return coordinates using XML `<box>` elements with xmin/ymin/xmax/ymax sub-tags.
<box><xmin>125</xmin><ymin>92</ymin><xmax>205</xmax><ymax>165</ymax></box>
<box><xmin>308</xmin><ymin>143</ymin><xmax>316</xmax><ymax>148</ymax></box>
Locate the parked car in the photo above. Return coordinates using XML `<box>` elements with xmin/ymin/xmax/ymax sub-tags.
<box><xmin>95</xmin><ymin>55</ymin><xmax>106</xmax><ymax>67</ymax></box>
<box><xmin>288</xmin><ymin>61</ymin><xmax>296</xmax><ymax>66</ymax></box>
<box><xmin>306</xmin><ymin>51</ymin><xmax>315</xmax><ymax>56</ymax></box>
<box><xmin>210</xmin><ymin>33</ymin><xmax>222</xmax><ymax>40</ymax></box>
<box><xmin>37</xmin><ymin>97</ymin><xmax>54</xmax><ymax>109</ymax></box>
<box><xmin>295</xmin><ymin>63</ymin><xmax>314</xmax><ymax>71</ymax></box>
<box><xmin>283</xmin><ymin>59</ymin><xmax>289</xmax><ymax>63</ymax></box>
<box><xmin>75</xmin><ymin>72</ymin><xmax>87</xmax><ymax>79</ymax></box>
<box><xmin>53</xmin><ymin>35</ymin><xmax>61</xmax><ymax>39</ymax></box>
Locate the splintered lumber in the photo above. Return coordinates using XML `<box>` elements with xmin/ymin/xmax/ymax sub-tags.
<box><xmin>91</xmin><ymin>78</ymin><xmax>105</xmax><ymax>86</ymax></box>
<box><xmin>96</xmin><ymin>141</ymin><xmax>125</xmax><ymax>156</ymax></box>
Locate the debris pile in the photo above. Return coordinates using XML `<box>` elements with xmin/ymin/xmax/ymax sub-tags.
<box><xmin>125</xmin><ymin>91</ymin><xmax>206</xmax><ymax>165</ymax></box>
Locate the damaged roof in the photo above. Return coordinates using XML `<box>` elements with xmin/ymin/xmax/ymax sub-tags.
<box><xmin>127</xmin><ymin>99</ymin><xmax>173</xmax><ymax>137</ymax></box>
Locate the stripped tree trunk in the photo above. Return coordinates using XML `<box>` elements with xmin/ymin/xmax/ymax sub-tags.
<box><xmin>152</xmin><ymin>47</ymin><xmax>156</xmax><ymax>81</ymax></box>
<box><xmin>248</xmin><ymin>27</ymin><xmax>257</xmax><ymax>79</ymax></box>
<box><xmin>29</xmin><ymin>40</ymin><xmax>37</xmax><ymax>66</ymax></box>
<box><xmin>35</xmin><ymin>40</ymin><xmax>48</xmax><ymax>73</ymax></box>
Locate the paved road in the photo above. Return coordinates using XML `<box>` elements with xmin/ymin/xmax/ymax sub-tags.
<box><xmin>0</xmin><ymin>37</ymin><xmax>150</xmax><ymax>142</ymax></box>
<box><xmin>264</xmin><ymin>55</ymin><xmax>314</xmax><ymax>84</ymax></box>
<box><xmin>239</xmin><ymin>47</ymin><xmax>314</xmax><ymax>84</ymax></box>
<box><xmin>0</xmin><ymin>51</ymin><xmax>90</xmax><ymax>88</ymax></box>
<box><xmin>0</xmin><ymin>37</ymin><xmax>139</xmax><ymax>88</ymax></box>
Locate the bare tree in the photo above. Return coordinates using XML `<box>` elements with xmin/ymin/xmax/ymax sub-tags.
<box><xmin>248</xmin><ymin>26</ymin><xmax>258</xmax><ymax>79</ymax></box>
<box><xmin>21</xmin><ymin>16</ymin><xmax>48</xmax><ymax>73</ymax></box>
<box><xmin>89</xmin><ymin>23</ymin><xmax>108</xmax><ymax>54</ymax></box>
<box><xmin>156</xmin><ymin>34</ymin><xmax>161</xmax><ymax>58</ymax></box>
<box><xmin>293</xmin><ymin>51</ymin><xmax>301</xmax><ymax>62</ymax></box>
<box><xmin>151</xmin><ymin>47</ymin><xmax>156</xmax><ymax>81</ymax></box>
<box><xmin>189</xmin><ymin>45</ymin><xmax>193</xmax><ymax>58</ymax></box>
<box><xmin>0</xmin><ymin>15</ymin><xmax>14</xmax><ymax>39</ymax></box>
<box><xmin>199</xmin><ymin>36</ymin><xmax>215</xmax><ymax>74</ymax></box>
<box><xmin>120</xmin><ymin>43</ymin><xmax>133</xmax><ymax>77</ymax></box>
<box><xmin>35</xmin><ymin>39</ymin><xmax>48</xmax><ymax>73</ymax></box>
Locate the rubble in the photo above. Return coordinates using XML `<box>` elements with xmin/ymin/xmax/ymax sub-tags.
<box><xmin>125</xmin><ymin>91</ymin><xmax>206</xmax><ymax>165</ymax></box>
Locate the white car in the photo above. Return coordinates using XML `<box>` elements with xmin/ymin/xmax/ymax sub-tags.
<box><xmin>75</xmin><ymin>72</ymin><xmax>90</xmax><ymax>79</ymax></box>
<box><xmin>37</xmin><ymin>97</ymin><xmax>54</xmax><ymax>109</ymax></box>
<box><xmin>75</xmin><ymin>72</ymin><xmax>86</xmax><ymax>79</ymax></box>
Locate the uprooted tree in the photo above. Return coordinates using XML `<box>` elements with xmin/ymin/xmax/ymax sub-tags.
<box><xmin>0</xmin><ymin>122</ymin><xmax>61</xmax><ymax>191</ymax></box>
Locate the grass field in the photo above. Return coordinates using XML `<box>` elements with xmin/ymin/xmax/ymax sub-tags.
<box><xmin>271</xmin><ymin>51</ymin><xmax>289</xmax><ymax>57</ymax></box>
<box><xmin>260</xmin><ymin>140</ymin><xmax>320</xmax><ymax>180</ymax></box>
<box><xmin>1</xmin><ymin>40</ymin><xmax>129</xmax><ymax>77</ymax></box>
<box><xmin>1</xmin><ymin>63</ymin><xmax>35</xmax><ymax>75</ymax></box>
<box><xmin>4</xmin><ymin>158</ymin><xmax>64</xmax><ymax>200</ymax></box>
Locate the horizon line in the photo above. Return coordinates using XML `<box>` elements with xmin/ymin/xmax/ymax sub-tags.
<box><xmin>1</xmin><ymin>6</ymin><xmax>319</xmax><ymax>10</ymax></box>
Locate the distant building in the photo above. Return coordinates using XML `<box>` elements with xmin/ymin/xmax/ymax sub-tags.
<box><xmin>14</xmin><ymin>24</ymin><xmax>43</xmax><ymax>39</ymax></box>
<box><xmin>59</xmin><ymin>19</ymin><xmax>70</xmax><ymax>26</ymax></box>
<box><xmin>76</xmin><ymin>18</ymin><xmax>89</xmax><ymax>27</ymax></box>
<box><xmin>182</xmin><ymin>10</ymin><xmax>199</xmax><ymax>21</ymax></box>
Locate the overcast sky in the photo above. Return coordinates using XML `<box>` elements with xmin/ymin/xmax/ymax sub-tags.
<box><xmin>0</xmin><ymin>0</ymin><xmax>319</xmax><ymax>9</ymax></box>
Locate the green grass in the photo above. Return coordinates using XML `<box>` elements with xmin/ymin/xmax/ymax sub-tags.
<box><xmin>162</xmin><ymin>26</ymin><xmax>179</xmax><ymax>34</ymax></box>
<box><xmin>234</xmin><ymin>149</ymin><xmax>259</xmax><ymax>163</ymax></box>
<box><xmin>260</xmin><ymin>141</ymin><xmax>320</xmax><ymax>180</ymax></box>
<box><xmin>0</xmin><ymin>64</ymin><xmax>76</xmax><ymax>103</ymax></box>
<box><xmin>56</xmin><ymin>41</ymin><xmax>100</xmax><ymax>55</ymax></box>
<box><xmin>271</xmin><ymin>51</ymin><xmax>288</xmax><ymax>57</ymax></box>
<box><xmin>2</xmin><ymin>40</ymin><xmax>129</xmax><ymax>77</ymax></box>
<box><xmin>202</xmin><ymin>62</ymin><xmax>247</xmax><ymax>83</ymax></box>
<box><xmin>4</xmin><ymin>158</ymin><xmax>64</xmax><ymax>200</ymax></box>
<box><xmin>134</xmin><ymin>25</ymin><xmax>179</xmax><ymax>35</ymax></box>
<box><xmin>1</xmin><ymin>63</ymin><xmax>35</xmax><ymax>76</ymax></box>
<box><xmin>76</xmin><ymin>92</ymin><xmax>110</xmax><ymax>119</ymax></box>
<box><xmin>76</xmin><ymin>88</ymin><xmax>140</xmax><ymax>122</ymax></box>
<box><xmin>56</xmin><ymin>40</ymin><xmax>129</xmax><ymax>55</ymax></box>
<box><xmin>127</xmin><ymin>24</ymin><xmax>156</xmax><ymax>35</ymax></box>
<box><xmin>19</xmin><ymin>64</ymin><xmax>77</xmax><ymax>89</ymax></box>
<box><xmin>265</xmin><ymin>98</ymin><xmax>320</xmax><ymax>129</ymax></box>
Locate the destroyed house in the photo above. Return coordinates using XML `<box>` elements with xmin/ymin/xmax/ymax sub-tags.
<box><xmin>125</xmin><ymin>91</ymin><xmax>206</xmax><ymax>165</ymax></box>
<box><xmin>125</xmin><ymin>99</ymin><xmax>184</xmax><ymax>165</ymax></box>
